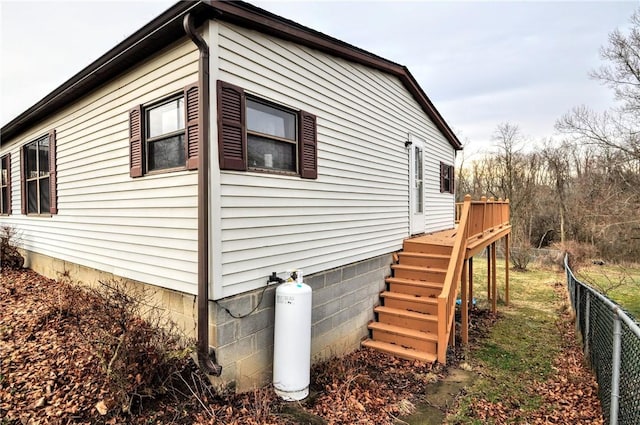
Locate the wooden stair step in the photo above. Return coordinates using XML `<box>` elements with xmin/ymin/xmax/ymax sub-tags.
<box><xmin>362</xmin><ymin>339</ymin><xmax>437</xmax><ymax>363</ymax></box>
<box><xmin>385</xmin><ymin>277</ymin><xmax>443</xmax><ymax>298</ymax></box>
<box><xmin>375</xmin><ymin>305</ymin><xmax>438</xmax><ymax>333</ymax></box>
<box><xmin>402</xmin><ymin>240</ymin><xmax>453</xmax><ymax>255</ymax></box>
<box><xmin>368</xmin><ymin>321</ymin><xmax>437</xmax><ymax>342</ymax></box>
<box><xmin>398</xmin><ymin>252</ymin><xmax>450</xmax><ymax>260</ymax></box>
<box><xmin>385</xmin><ymin>277</ymin><xmax>443</xmax><ymax>289</ymax></box>
<box><xmin>368</xmin><ymin>321</ymin><xmax>438</xmax><ymax>351</ymax></box>
<box><xmin>374</xmin><ymin>306</ymin><xmax>437</xmax><ymax>322</ymax></box>
<box><xmin>391</xmin><ymin>264</ymin><xmax>447</xmax><ymax>282</ymax></box>
<box><xmin>380</xmin><ymin>291</ymin><xmax>438</xmax><ymax>304</ymax></box>
<box><xmin>391</xmin><ymin>264</ymin><xmax>447</xmax><ymax>273</ymax></box>
<box><xmin>398</xmin><ymin>252</ymin><xmax>451</xmax><ymax>268</ymax></box>
<box><xmin>380</xmin><ymin>290</ymin><xmax>438</xmax><ymax>314</ymax></box>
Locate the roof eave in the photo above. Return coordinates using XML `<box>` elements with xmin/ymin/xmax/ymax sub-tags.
<box><xmin>1</xmin><ymin>1</ymin><xmax>210</xmax><ymax>144</ymax></box>
<box><xmin>1</xmin><ymin>0</ymin><xmax>462</xmax><ymax>151</ymax></box>
<box><xmin>204</xmin><ymin>1</ymin><xmax>462</xmax><ymax>150</ymax></box>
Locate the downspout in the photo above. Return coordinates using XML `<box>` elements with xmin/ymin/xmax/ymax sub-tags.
<box><xmin>183</xmin><ymin>12</ymin><xmax>222</xmax><ymax>376</ymax></box>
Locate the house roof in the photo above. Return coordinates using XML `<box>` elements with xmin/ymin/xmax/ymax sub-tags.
<box><xmin>1</xmin><ymin>0</ymin><xmax>462</xmax><ymax>150</ymax></box>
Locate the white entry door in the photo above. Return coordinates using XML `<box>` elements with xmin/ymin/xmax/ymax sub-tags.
<box><xmin>409</xmin><ymin>135</ymin><xmax>425</xmax><ymax>234</ymax></box>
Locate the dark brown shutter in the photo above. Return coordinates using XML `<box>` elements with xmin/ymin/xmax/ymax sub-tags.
<box><xmin>184</xmin><ymin>83</ymin><xmax>199</xmax><ymax>170</ymax></box>
<box><xmin>217</xmin><ymin>80</ymin><xmax>246</xmax><ymax>171</ymax></box>
<box><xmin>49</xmin><ymin>129</ymin><xmax>58</xmax><ymax>214</ymax></box>
<box><xmin>299</xmin><ymin>110</ymin><xmax>318</xmax><ymax>179</ymax></box>
<box><xmin>449</xmin><ymin>165</ymin><xmax>455</xmax><ymax>194</ymax></box>
<box><xmin>20</xmin><ymin>148</ymin><xmax>26</xmax><ymax>215</ymax></box>
<box><xmin>3</xmin><ymin>154</ymin><xmax>11</xmax><ymax>215</ymax></box>
<box><xmin>129</xmin><ymin>105</ymin><xmax>144</xmax><ymax>177</ymax></box>
<box><xmin>439</xmin><ymin>162</ymin><xmax>445</xmax><ymax>193</ymax></box>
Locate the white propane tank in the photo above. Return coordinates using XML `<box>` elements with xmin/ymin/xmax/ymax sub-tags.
<box><xmin>273</xmin><ymin>272</ymin><xmax>312</xmax><ymax>401</ymax></box>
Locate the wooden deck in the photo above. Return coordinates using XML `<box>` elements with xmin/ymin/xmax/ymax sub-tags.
<box><xmin>409</xmin><ymin>222</ymin><xmax>512</xmax><ymax>258</ymax></box>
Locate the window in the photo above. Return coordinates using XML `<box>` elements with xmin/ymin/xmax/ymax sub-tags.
<box><xmin>247</xmin><ymin>98</ymin><xmax>297</xmax><ymax>173</ymax></box>
<box><xmin>440</xmin><ymin>162</ymin><xmax>454</xmax><ymax>194</ymax></box>
<box><xmin>147</xmin><ymin>96</ymin><xmax>185</xmax><ymax>171</ymax></box>
<box><xmin>21</xmin><ymin>130</ymin><xmax>57</xmax><ymax>215</ymax></box>
<box><xmin>1</xmin><ymin>154</ymin><xmax>10</xmax><ymax>215</ymax></box>
<box><xmin>217</xmin><ymin>80</ymin><xmax>318</xmax><ymax>179</ymax></box>
<box><xmin>129</xmin><ymin>84</ymin><xmax>199</xmax><ymax>177</ymax></box>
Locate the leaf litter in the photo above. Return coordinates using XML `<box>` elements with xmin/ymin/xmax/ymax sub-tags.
<box><xmin>1</xmin><ymin>269</ymin><xmax>603</xmax><ymax>424</ymax></box>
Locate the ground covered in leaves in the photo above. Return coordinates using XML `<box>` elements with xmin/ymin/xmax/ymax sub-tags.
<box><xmin>0</xmin><ymin>269</ymin><xmax>441</xmax><ymax>424</ymax></box>
<box><xmin>1</xmin><ymin>268</ymin><xmax>603</xmax><ymax>424</ymax></box>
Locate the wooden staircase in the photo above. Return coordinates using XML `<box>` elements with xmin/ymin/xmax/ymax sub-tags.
<box><xmin>362</xmin><ymin>195</ymin><xmax>512</xmax><ymax>364</ymax></box>
<box><xmin>362</xmin><ymin>242</ymin><xmax>453</xmax><ymax>363</ymax></box>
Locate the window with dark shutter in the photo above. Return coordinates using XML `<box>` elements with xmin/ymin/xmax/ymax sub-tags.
<box><xmin>217</xmin><ymin>79</ymin><xmax>318</xmax><ymax>179</ymax></box>
<box><xmin>21</xmin><ymin>131</ymin><xmax>56</xmax><ymax>215</ymax></box>
<box><xmin>129</xmin><ymin>83</ymin><xmax>200</xmax><ymax>177</ymax></box>
<box><xmin>1</xmin><ymin>154</ymin><xmax>11</xmax><ymax>215</ymax></box>
<box><xmin>440</xmin><ymin>162</ymin><xmax>454</xmax><ymax>194</ymax></box>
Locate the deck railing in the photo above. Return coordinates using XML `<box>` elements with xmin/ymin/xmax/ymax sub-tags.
<box><xmin>437</xmin><ymin>195</ymin><xmax>472</xmax><ymax>362</ymax></box>
<box><xmin>439</xmin><ymin>196</ymin><xmax>511</xmax><ymax>362</ymax></box>
<box><xmin>456</xmin><ymin>197</ymin><xmax>510</xmax><ymax>240</ymax></box>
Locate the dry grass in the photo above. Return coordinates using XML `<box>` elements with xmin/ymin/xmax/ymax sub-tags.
<box><xmin>577</xmin><ymin>263</ymin><xmax>640</xmax><ymax>317</ymax></box>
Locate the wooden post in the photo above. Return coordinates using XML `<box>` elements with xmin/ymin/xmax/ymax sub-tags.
<box><xmin>491</xmin><ymin>241</ymin><xmax>497</xmax><ymax>314</ymax></box>
<box><xmin>449</xmin><ymin>321</ymin><xmax>456</xmax><ymax>347</ymax></box>
<box><xmin>505</xmin><ymin>233</ymin><xmax>510</xmax><ymax>306</ymax></box>
<box><xmin>437</xmin><ymin>298</ymin><xmax>447</xmax><ymax>363</ymax></box>
<box><xmin>468</xmin><ymin>257</ymin><xmax>474</xmax><ymax>310</ymax></box>
<box><xmin>461</xmin><ymin>259</ymin><xmax>469</xmax><ymax>344</ymax></box>
<box><xmin>487</xmin><ymin>246</ymin><xmax>492</xmax><ymax>302</ymax></box>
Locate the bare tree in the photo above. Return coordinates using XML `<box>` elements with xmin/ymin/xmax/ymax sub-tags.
<box><xmin>556</xmin><ymin>8</ymin><xmax>640</xmax><ymax>162</ymax></box>
<box><xmin>540</xmin><ymin>141</ymin><xmax>572</xmax><ymax>243</ymax></box>
<box><xmin>557</xmin><ymin>106</ymin><xmax>640</xmax><ymax>162</ymax></box>
<box><xmin>492</xmin><ymin>122</ymin><xmax>522</xmax><ymax>203</ymax></box>
<box><xmin>591</xmin><ymin>9</ymin><xmax>640</xmax><ymax>116</ymax></box>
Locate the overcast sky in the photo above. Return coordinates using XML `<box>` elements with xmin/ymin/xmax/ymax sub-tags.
<box><xmin>1</xmin><ymin>1</ymin><xmax>638</xmax><ymax>156</ymax></box>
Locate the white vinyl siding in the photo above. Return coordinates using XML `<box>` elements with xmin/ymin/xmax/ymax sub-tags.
<box><xmin>0</xmin><ymin>37</ymin><xmax>200</xmax><ymax>294</ymax></box>
<box><xmin>424</xmin><ymin>154</ymin><xmax>456</xmax><ymax>234</ymax></box>
<box><xmin>214</xmin><ymin>22</ymin><xmax>455</xmax><ymax>298</ymax></box>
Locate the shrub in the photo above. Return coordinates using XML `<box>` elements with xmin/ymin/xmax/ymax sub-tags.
<box><xmin>552</xmin><ymin>240</ymin><xmax>598</xmax><ymax>272</ymax></box>
<box><xmin>0</xmin><ymin>225</ymin><xmax>24</xmax><ymax>271</ymax></box>
<box><xmin>510</xmin><ymin>243</ymin><xmax>533</xmax><ymax>271</ymax></box>
<box><xmin>88</xmin><ymin>279</ymin><xmax>193</xmax><ymax>414</ymax></box>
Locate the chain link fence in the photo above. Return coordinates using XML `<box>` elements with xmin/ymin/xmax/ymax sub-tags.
<box><xmin>565</xmin><ymin>255</ymin><xmax>640</xmax><ymax>425</ymax></box>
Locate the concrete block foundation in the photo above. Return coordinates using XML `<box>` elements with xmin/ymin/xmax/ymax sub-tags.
<box><xmin>20</xmin><ymin>249</ymin><xmax>392</xmax><ymax>392</ymax></box>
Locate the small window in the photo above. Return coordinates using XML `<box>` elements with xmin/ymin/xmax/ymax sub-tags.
<box><xmin>440</xmin><ymin>162</ymin><xmax>454</xmax><ymax>194</ymax></box>
<box><xmin>146</xmin><ymin>96</ymin><xmax>185</xmax><ymax>172</ymax></box>
<box><xmin>247</xmin><ymin>99</ymin><xmax>297</xmax><ymax>173</ymax></box>
<box><xmin>1</xmin><ymin>154</ymin><xmax>10</xmax><ymax>215</ymax></box>
<box><xmin>129</xmin><ymin>84</ymin><xmax>199</xmax><ymax>178</ymax></box>
<box><xmin>24</xmin><ymin>136</ymin><xmax>50</xmax><ymax>214</ymax></box>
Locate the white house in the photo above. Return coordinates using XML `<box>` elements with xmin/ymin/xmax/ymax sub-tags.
<box><xmin>0</xmin><ymin>0</ymin><xmax>461</xmax><ymax>390</ymax></box>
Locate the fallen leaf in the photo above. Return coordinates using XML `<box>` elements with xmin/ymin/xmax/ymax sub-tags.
<box><xmin>34</xmin><ymin>397</ymin><xmax>46</xmax><ymax>408</ymax></box>
<box><xmin>95</xmin><ymin>400</ymin><xmax>108</xmax><ymax>415</ymax></box>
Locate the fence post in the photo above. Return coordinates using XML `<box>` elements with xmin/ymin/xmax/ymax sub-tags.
<box><xmin>610</xmin><ymin>309</ymin><xmax>621</xmax><ymax>425</ymax></box>
<box><xmin>584</xmin><ymin>294</ymin><xmax>590</xmax><ymax>364</ymax></box>
<box><xmin>576</xmin><ymin>284</ymin><xmax>580</xmax><ymax>334</ymax></box>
